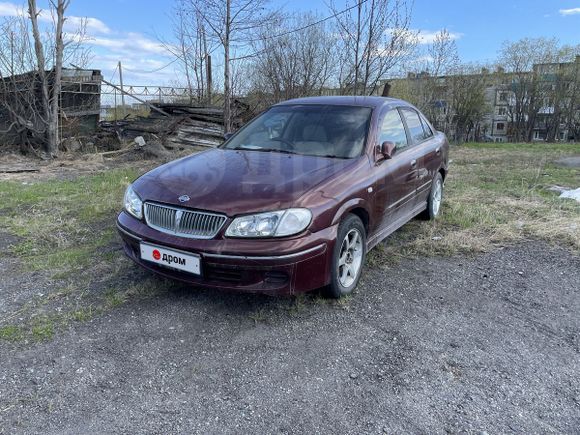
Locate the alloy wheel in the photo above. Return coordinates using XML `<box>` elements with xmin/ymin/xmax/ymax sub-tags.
<box><xmin>337</xmin><ymin>228</ymin><xmax>363</xmax><ymax>288</ymax></box>
<box><xmin>432</xmin><ymin>179</ymin><xmax>442</xmax><ymax>216</ymax></box>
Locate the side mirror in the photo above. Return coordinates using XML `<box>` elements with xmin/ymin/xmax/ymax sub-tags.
<box><xmin>380</xmin><ymin>141</ymin><xmax>396</xmax><ymax>160</ymax></box>
<box><xmin>223</xmin><ymin>132</ymin><xmax>233</xmax><ymax>141</ymax></box>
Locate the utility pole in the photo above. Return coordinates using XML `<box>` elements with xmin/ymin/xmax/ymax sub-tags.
<box><xmin>353</xmin><ymin>0</ymin><xmax>362</xmax><ymax>96</ymax></box>
<box><xmin>206</xmin><ymin>54</ymin><xmax>212</xmax><ymax>106</ymax></box>
<box><xmin>118</xmin><ymin>61</ymin><xmax>125</xmax><ymax>117</ymax></box>
<box><xmin>223</xmin><ymin>0</ymin><xmax>231</xmax><ymax>132</ymax></box>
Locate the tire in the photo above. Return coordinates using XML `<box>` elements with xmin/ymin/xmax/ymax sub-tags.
<box><xmin>326</xmin><ymin>214</ymin><xmax>367</xmax><ymax>298</ymax></box>
<box><xmin>423</xmin><ymin>172</ymin><xmax>444</xmax><ymax>220</ymax></box>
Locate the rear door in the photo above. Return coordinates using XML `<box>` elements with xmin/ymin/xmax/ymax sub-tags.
<box><xmin>372</xmin><ymin>108</ymin><xmax>421</xmax><ymax>234</ymax></box>
<box><xmin>416</xmin><ymin>112</ymin><xmax>444</xmax><ymax>202</ymax></box>
<box><xmin>399</xmin><ymin>108</ymin><xmax>437</xmax><ymax>207</ymax></box>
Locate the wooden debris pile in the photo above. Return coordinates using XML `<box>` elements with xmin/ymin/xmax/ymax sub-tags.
<box><xmin>99</xmin><ymin>101</ymin><xmax>250</xmax><ymax>150</ymax></box>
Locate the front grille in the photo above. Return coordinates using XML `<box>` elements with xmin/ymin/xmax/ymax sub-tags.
<box><xmin>144</xmin><ymin>202</ymin><xmax>227</xmax><ymax>239</ymax></box>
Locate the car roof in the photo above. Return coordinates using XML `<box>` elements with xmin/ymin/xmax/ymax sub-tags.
<box><xmin>273</xmin><ymin>95</ymin><xmax>412</xmax><ymax>110</ymax></box>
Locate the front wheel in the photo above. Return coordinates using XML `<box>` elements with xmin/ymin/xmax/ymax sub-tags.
<box><xmin>326</xmin><ymin>214</ymin><xmax>366</xmax><ymax>298</ymax></box>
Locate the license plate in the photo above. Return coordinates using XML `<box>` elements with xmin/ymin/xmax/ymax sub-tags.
<box><xmin>140</xmin><ymin>242</ymin><xmax>201</xmax><ymax>275</ymax></box>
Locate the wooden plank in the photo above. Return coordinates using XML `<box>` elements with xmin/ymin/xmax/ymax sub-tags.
<box><xmin>99</xmin><ymin>148</ymin><xmax>133</xmax><ymax>157</ymax></box>
<box><xmin>0</xmin><ymin>166</ymin><xmax>40</xmax><ymax>173</ymax></box>
<box><xmin>177</xmin><ymin>126</ymin><xmax>224</xmax><ymax>138</ymax></box>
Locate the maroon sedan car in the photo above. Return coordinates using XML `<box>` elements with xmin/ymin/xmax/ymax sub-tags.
<box><xmin>117</xmin><ymin>96</ymin><xmax>449</xmax><ymax>297</ymax></box>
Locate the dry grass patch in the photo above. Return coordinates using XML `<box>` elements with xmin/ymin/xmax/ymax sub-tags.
<box><xmin>369</xmin><ymin>142</ymin><xmax>580</xmax><ymax>265</ymax></box>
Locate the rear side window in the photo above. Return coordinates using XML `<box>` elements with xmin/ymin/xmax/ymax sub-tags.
<box><xmin>401</xmin><ymin>109</ymin><xmax>426</xmax><ymax>143</ymax></box>
<box><xmin>419</xmin><ymin>114</ymin><xmax>434</xmax><ymax>138</ymax></box>
<box><xmin>379</xmin><ymin>110</ymin><xmax>408</xmax><ymax>150</ymax></box>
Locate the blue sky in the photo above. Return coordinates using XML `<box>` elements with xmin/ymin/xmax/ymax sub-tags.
<box><xmin>1</xmin><ymin>0</ymin><xmax>579</xmax><ymax>85</ymax></box>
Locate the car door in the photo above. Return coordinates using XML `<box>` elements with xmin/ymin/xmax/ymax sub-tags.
<box><xmin>415</xmin><ymin>112</ymin><xmax>443</xmax><ymax>203</ymax></box>
<box><xmin>371</xmin><ymin>107</ymin><xmax>421</xmax><ymax>235</ymax></box>
<box><xmin>399</xmin><ymin>108</ymin><xmax>435</xmax><ymax>208</ymax></box>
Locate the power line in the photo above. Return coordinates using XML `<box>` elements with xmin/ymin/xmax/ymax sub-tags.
<box><xmin>121</xmin><ymin>57</ymin><xmax>179</xmax><ymax>74</ymax></box>
<box><xmin>230</xmin><ymin>0</ymin><xmax>368</xmax><ymax>61</ymax></box>
<box><xmin>255</xmin><ymin>0</ymin><xmax>368</xmax><ymax>43</ymax></box>
<box><xmin>119</xmin><ymin>0</ymin><xmax>368</xmax><ymax>72</ymax></box>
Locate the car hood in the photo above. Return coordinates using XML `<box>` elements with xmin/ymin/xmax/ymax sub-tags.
<box><xmin>133</xmin><ymin>148</ymin><xmax>358</xmax><ymax>216</ymax></box>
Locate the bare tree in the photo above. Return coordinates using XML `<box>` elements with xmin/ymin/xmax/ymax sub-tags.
<box><xmin>190</xmin><ymin>0</ymin><xmax>275</xmax><ymax>133</ymax></box>
<box><xmin>447</xmin><ymin>64</ymin><xmax>489</xmax><ymax>143</ymax></box>
<box><xmin>560</xmin><ymin>49</ymin><xmax>580</xmax><ymax>142</ymax></box>
<box><xmin>330</xmin><ymin>0</ymin><xmax>416</xmax><ymax>95</ymax></box>
<box><xmin>159</xmin><ymin>0</ymin><xmax>214</xmax><ymax>104</ymax></box>
<box><xmin>0</xmin><ymin>0</ymin><xmax>89</xmax><ymax>155</ymax></box>
<box><xmin>249</xmin><ymin>13</ymin><xmax>337</xmax><ymax>106</ymax></box>
<box><xmin>404</xmin><ymin>29</ymin><xmax>460</xmax><ymax>131</ymax></box>
<box><xmin>540</xmin><ymin>44</ymin><xmax>580</xmax><ymax>142</ymax></box>
<box><xmin>497</xmin><ymin>37</ymin><xmax>560</xmax><ymax>142</ymax></box>
<box><xmin>29</xmin><ymin>0</ymin><xmax>68</xmax><ymax>155</ymax></box>
<box><xmin>0</xmin><ymin>16</ymin><xmax>37</xmax><ymax>141</ymax></box>
<box><xmin>427</xmin><ymin>29</ymin><xmax>460</xmax><ymax>77</ymax></box>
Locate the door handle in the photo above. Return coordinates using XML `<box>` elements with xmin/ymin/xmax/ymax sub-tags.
<box><xmin>435</xmin><ymin>147</ymin><xmax>441</xmax><ymax>155</ymax></box>
<box><xmin>410</xmin><ymin>159</ymin><xmax>417</xmax><ymax>167</ymax></box>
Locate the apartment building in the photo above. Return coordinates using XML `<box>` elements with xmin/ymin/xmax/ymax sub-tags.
<box><xmin>381</xmin><ymin>55</ymin><xmax>579</xmax><ymax>142</ymax></box>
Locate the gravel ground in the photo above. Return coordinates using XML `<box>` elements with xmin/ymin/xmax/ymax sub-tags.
<box><xmin>1</xmin><ymin>241</ymin><xmax>579</xmax><ymax>434</ymax></box>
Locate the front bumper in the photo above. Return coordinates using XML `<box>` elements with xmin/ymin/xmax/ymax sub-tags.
<box><xmin>116</xmin><ymin>211</ymin><xmax>337</xmax><ymax>295</ymax></box>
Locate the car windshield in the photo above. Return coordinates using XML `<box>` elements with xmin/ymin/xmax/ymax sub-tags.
<box><xmin>222</xmin><ymin>104</ymin><xmax>372</xmax><ymax>159</ymax></box>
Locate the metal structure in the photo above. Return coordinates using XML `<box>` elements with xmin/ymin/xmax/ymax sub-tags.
<box><xmin>100</xmin><ymin>84</ymin><xmax>201</xmax><ymax>121</ymax></box>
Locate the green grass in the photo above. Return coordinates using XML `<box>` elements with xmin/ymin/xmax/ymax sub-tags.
<box><xmin>0</xmin><ymin>169</ymin><xmax>138</xmax><ymax>269</ymax></box>
<box><xmin>0</xmin><ymin>168</ymin><xmax>159</xmax><ymax>343</ymax></box>
<box><xmin>0</xmin><ymin>325</ymin><xmax>23</xmax><ymax>342</ymax></box>
<box><xmin>31</xmin><ymin>319</ymin><xmax>55</xmax><ymax>341</ymax></box>
<box><xmin>462</xmin><ymin>142</ymin><xmax>580</xmax><ymax>153</ymax></box>
<box><xmin>104</xmin><ymin>287</ymin><xmax>128</xmax><ymax>308</ymax></box>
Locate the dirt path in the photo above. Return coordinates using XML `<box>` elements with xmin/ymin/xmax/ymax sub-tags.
<box><xmin>1</xmin><ymin>241</ymin><xmax>579</xmax><ymax>434</ymax></box>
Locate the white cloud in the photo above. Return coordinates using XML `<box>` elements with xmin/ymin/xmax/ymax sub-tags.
<box><xmin>0</xmin><ymin>1</ymin><xmax>179</xmax><ymax>85</ymax></box>
<box><xmin>0</xmin><ymin>2</ymin><xmax>109</xmax><ymax>34</ymax></box>
<box><xmin>417</xmin><ymin>29</ymin><xmax>462</xmax><ymax>45</ymax></box>
<box><xmin>388</xmin><ymin>28</ymin><xmax>463</xmax><ymax>46</ymax></box>
<box><xmin>94</xmin><ymin>52</ymin><xmax>177</xmax><ymax>81</ymax></box>
<box><xmin>87</xmin><ymin>35</ymin><xmax>177</xmax><ymax>85</ymax></box>
<box><xmin>0</xmin><ymin>1</ymin><xmax>20</xmax><ymax>16</ymax></box>
<box><xmin>559</xmin><ymin>7</ymin><xmax>580</xmax><ymax>16</ymax></box>
<box><xmin>66</xmin><ymin>16</ymin><xmax>110</xmax><ymax>35</ymax></box>
<box><xmin>88</xmin><ymin>33</ymin><xmax>167</xmax><ymax>56</ymax></box>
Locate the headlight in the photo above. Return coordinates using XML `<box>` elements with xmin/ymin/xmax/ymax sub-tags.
<box><xmin>225</xmin><ymin>208</ymin><xmax>312</xmax><ymax>238</ymax></box>
<box><xmin>124</xmin><ymin>184</ymin><xmax>143</xmax><ymax>219</ymax></box>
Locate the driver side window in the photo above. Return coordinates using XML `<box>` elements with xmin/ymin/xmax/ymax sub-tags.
<box><xmin>379</xmin><ymin>109</ymin><xmax>408</xmax><ymax>150</ymax></box>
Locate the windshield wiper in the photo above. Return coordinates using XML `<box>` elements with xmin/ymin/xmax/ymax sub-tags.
<box><xmin>320</xmin><ymin>154</ymin><xmax>348</xmax><ymax>159</ymax></box>
<box><xmin>243</xmin><ymin>147</ymin><xmax>298</xmax><ymax>155</ymax></box>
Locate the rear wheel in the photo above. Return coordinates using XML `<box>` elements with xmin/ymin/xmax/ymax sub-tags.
<box><xmin>423</xmin><ymin>172</ymin><xmax>444</xmax><ymax>220</ymax></box>
<box><xmin>326</xmin><ymin>214</ymin><xmax>366</xmax><ymax>298</ymax></box>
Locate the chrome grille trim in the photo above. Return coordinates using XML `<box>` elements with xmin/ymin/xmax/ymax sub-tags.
<box><xmin>144</xmin><ymin>202</ymin><xmax>227</xmax><ymax>239</ymax></box>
